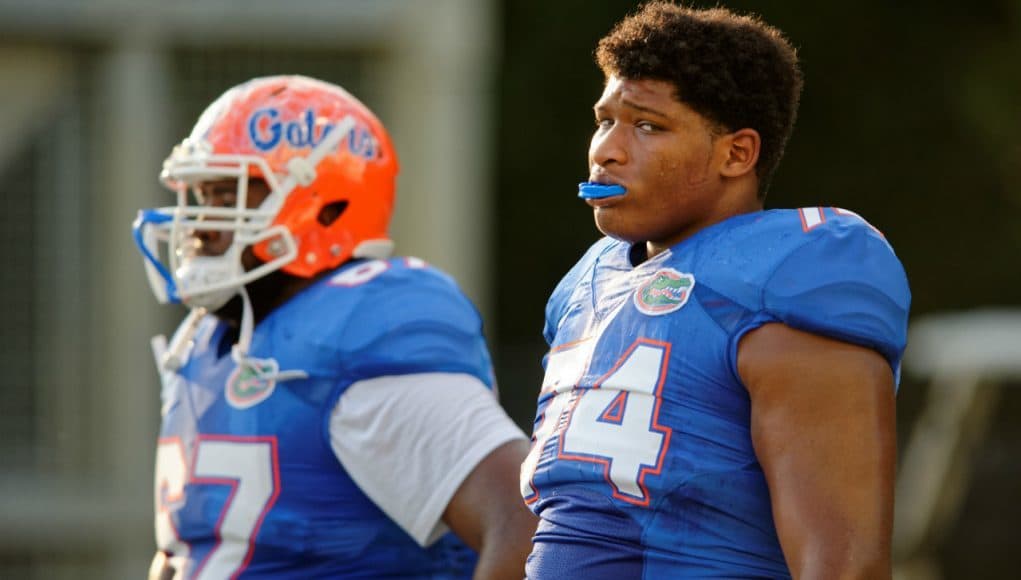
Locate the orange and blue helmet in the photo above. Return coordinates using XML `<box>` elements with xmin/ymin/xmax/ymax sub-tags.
<box><xmin>133</xmin><ymin>75</ymin><xmax>399</xmax><ymax>310</ymax></box>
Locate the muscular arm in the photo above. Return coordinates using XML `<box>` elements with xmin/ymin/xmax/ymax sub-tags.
<box><xmin>737</xmin><ymin>322</ymin><xmax>896</xmax><ymax>580</ymax></box>
<box><xmin>443</xmin><ymin>438</ymin><xmax>538</xmax><ymax>580</ymax></box>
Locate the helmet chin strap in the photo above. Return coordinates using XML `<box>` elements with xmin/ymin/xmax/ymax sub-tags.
<box><xmin>154</xmin><ymin>286</ymin><xmax>308</xmax><ymax>383</ymax></box>
<box><xmin>230</xmin><ymin>286</ymin><xmax>309</xmax><ymax>382</ymax></box>
<box><xmin>157</xmin><ymin>306</ymin><xmax>207</xmax><ymax>372</ymax></box>
<box><xmin>231</xmin><ymin>286</ymin><xmax>256</xmax><ymax>363</ymax></box>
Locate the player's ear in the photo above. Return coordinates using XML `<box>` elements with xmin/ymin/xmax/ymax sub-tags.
<box><xmin>719</xmin><ymin>128</ymin><xmax>760</xmax><ymax>178</ymax></box>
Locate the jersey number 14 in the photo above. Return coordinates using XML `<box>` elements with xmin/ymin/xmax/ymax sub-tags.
<box><xmin>521</xmin><ymin>339</ymin><xmax>672</xmax><ymax>507</ymax></box>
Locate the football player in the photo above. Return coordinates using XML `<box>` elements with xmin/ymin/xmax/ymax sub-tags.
<box><xmin>134</xmin><ymin>75</ymin><xmax>536</xmax><ymax>579</ymax></box>
<box><xmin>521</xmin><ymin>3</ymin><xmax>911</xmax><ymax>579</ymax></box>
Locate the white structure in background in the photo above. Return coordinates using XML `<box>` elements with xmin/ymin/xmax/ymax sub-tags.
<box><xmin>894</xmin><ymin>309</ymin><xmax>1021</xmax><ymax>580</ymax></box>
<box><xmin>0</xmin><ymin>1</ymin><xmax>495</xmax><ymax>578</ymax></box>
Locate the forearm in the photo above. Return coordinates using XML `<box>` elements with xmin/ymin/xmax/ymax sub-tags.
<box><xmin>444</xmin><ymin>439</ymin><xmax>537</xmax><ymax>580</ymax></box>
<box><xmin>472</xmin><ymin>517</ymin><xmax>536</xmax><ymax>580</ymax></box>
<box><xmin>789</xmin><ymin>535</ymin><xmax>891</xmax><ymax>580</ymax></box>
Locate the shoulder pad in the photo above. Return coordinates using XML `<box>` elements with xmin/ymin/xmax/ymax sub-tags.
<box><xmin>736</xmin><ymin>209</ymin><xmax>911</xmax><ymax>369</ymax></box>
<box><xmin>335</xmin><ymin>258</ymin><xmax>494</xmax><ymax>384</ymax></box>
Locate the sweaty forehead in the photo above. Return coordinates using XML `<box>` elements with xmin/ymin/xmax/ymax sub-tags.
<box><xmin>596</xmin><ymin>76</ymin><xmax>679</xmax><ymax>110</ymax></box>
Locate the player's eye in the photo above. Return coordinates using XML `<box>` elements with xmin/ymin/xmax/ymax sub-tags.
<box><xmin>595</xmin><ymin>118</ymin><xmax>614</xmax><ymax>130</ymax></box>
<box><xmin>636</xmin><ymin>121</ymin><xmax>660</xmax><ymax>133</ymax></box>
<box><xmin>205</xmin><ymin>191</ymin><xmax>237</xmax><ymax>208</ymax></box>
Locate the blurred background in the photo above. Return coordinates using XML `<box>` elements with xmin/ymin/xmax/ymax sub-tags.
<box><xmin>0</xmin><ymin>0</ymin><xmax>1018</xmax><ymax>578</ymax></box>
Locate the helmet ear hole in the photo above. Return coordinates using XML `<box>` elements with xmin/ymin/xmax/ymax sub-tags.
<box><xmin>318</xmin><ymin>200</ymin><xmax>349</xmax><ymax>226</ymax></box>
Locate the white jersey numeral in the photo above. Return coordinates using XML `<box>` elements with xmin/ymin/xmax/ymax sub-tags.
<box><xmin>156</xmin><ymin>438</ymin><xmax>190</xmax><ymax>566</ymax></box>
<box><xmin>798</xmin><ymin>207</ymin><xmax>826</xmax><ymax>231</ymax></box>
<box><xmin>521</xmin><ymin>339</ymin><xmax>672</xmax><ymax>506</ymax></box>
<box><xmin>328</xmin><ymin>260</ymin><xmax>390</xmax><ymax>286</ymax></box>
<box><xmin>800</xmin><ymin>206</ymin><xmax>885</xmax><ymax>237</ymax></box>
<box><xmin>561</xmin><ymin>342</ymin><xmax>671</xmax><ymax>504</ymax></box>
<box><xmin>520</xmin><ymin>339</ymin><xmax>593</xmax><ymax>503</ymax></box>
<box><xmin>155</xmin><ymin>436</ymin><xmax>279</xmax><ymax>579</ymax></box>
<box><xmin>833</xmin><ymin>207</ymin><xmax>885</xmax><ymax>236</ymax></box>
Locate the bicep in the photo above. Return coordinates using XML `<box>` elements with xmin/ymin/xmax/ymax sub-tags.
<box><xmin>738</xmin><ymin>322</ymin><xmax>896</xmax><ymax>579</ymax></box>
<box><xmin>437</xmin><ymin>410</ymin><xmax>538</xmax><ymax>580</ymax></box>
<box><xmin>330</xmin><ymin>372</ymin><xmax>528</xmax><ymax>547</ymax></box>
<box><xmin>442</xmin><ymin>437</ymin><xmax>537</xmax><ymax>551</ymax></box>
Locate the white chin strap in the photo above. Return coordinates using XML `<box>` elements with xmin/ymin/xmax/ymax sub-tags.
<box><xmin>154</xmin><ymin>306</ymin><xmax>207</xmax><ymax>372</ymax></box>
<box><xmin>229</xmin><ymin>287</ymin><xmax>308</xmax><ymax>382</ymax></box>
<box><xmin>231</xmin><ymin>286</ymin><xmax>256</xmax><ymax>363</ymax></box>
<box><xmin>153</xmin><ymin>287</ymin><xmax>307</xmax><ymax>383</ymax></box>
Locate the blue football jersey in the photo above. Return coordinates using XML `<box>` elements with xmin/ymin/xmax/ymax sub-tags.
<box><xmin>156</xmin><ymin>257</ymin><xmax>492</xmax><ymax>579</ymax></box>
<box><xmin>522</xmin><ymin>208</ymin><xmax>911</xmax><ymax>579</ymax></box>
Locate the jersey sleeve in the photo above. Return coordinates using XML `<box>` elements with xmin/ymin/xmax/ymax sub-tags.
<box><xmin>739</xmin><ymin>216</ymin><xmax>912</xmax><ymax>374</ymax></box>
<box><xmin>343</xmin><ymin>266</ymin><xmax>494</xmax><ymax>385</ymax></box>
<box><xmin>329</xmin><ymin>372</ymin><xmax>527</xmax><ymax>546</ymax></box>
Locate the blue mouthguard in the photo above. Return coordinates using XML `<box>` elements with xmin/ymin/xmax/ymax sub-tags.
<box><xmin>578</xmin><ymin>182</ymin><xmax>627</xmax><ymax>199</ymax></box>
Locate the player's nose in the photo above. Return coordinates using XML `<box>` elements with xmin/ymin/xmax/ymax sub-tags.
<box><xmin>589</xmin><ymin>125</ymin><xmax>628</xmax><ymax>168</ymax></box>
<box><xmin>194</xmin><ymin>228</ymin><xmax>232</xmax><ymax>256</ymax></box>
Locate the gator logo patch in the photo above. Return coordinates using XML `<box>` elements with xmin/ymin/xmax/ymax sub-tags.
<box><xmin>226</xmin><ymin>356</ymin><xmax>281</xmax><ymax>409</ymax></box>
<box><xmin>634</xmin><ymin>268</ymin><xmax>695</xmax><ymax>316</ymax></box>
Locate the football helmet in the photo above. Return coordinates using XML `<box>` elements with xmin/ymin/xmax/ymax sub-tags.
<box><xmin>133</xmin><ymin>75</ymin><xmax>399</xmax><ymax>311</ymax></box>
